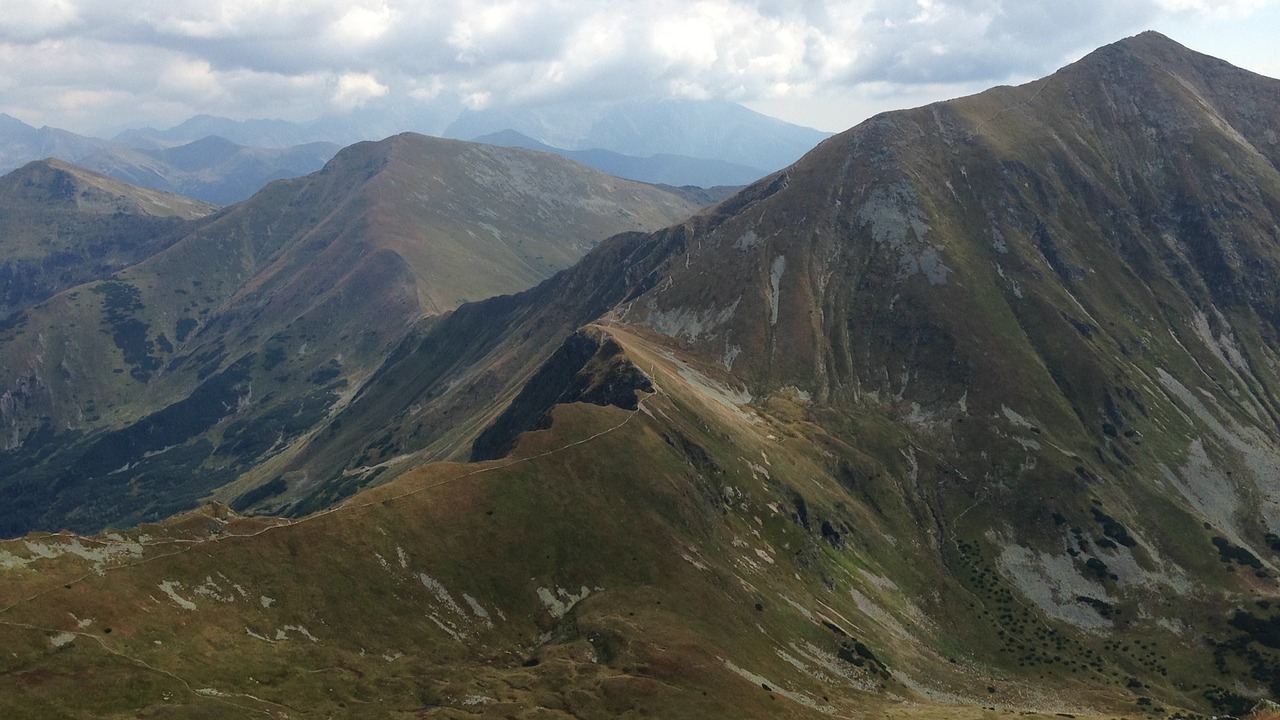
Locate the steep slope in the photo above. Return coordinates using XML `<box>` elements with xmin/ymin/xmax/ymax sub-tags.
<box><xmin>5</xmin><ymin>31</ymin><xmax>1280</xmax><ymax>718</ymax></box>
<box><xmin>261</xmin><ymin>186</ymin><xmax>776</xmax><ymax>513</ymax></box>
<box><xmin>0</xmin><ymin>159</ymin><xmax>215</xmax><ymax>317</ymax></box>
<box><xmin>0</xmin><ymin>134</ymin><xmax>704</xmax><ymax>536</ymax></box>
<box><xmin>0</xmin><ymin>358</ymin><xmax>1142</xmax><ymax>720</ymax></box>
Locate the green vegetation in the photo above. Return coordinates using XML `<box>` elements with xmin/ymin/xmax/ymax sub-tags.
<box><xmin>3</xmin><ymin>32</ymin><xmax>1280</xmax><ymax>719</ymax></box>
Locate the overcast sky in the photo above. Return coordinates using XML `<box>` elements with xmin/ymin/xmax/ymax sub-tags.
<box><xmin>1</xmin><ymin>0</ymin><xmax>1276</xmax><ymax>136</ymax></box>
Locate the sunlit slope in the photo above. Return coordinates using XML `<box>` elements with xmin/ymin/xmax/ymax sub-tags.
<box><xmin>0</xmin><ymin>158</ymin><xmax>214</xmax><ymax>317</ymax></box>
<box><xmin>206</xmin><ymin>32</ymin><xmax>1280</xmax><ymax>715</ymax></box>
<box><xmin>0</xmin><ymin>134</ymin><xmax>703</xmax><ymax>536</ymax></box>
<box><xmin>0</xmin><ymin>325</ymin><xmax>1204</xmax><ymax>718</ymax></box>
<box><xmin>4</xmin><ymin>31</ymin><xmax>1280</xmax><ymax>718</ymax></box>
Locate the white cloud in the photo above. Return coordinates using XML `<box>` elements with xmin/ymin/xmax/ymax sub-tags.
<box><xmin>0</xmin><ymin>0</ymin><xmax>1275</xmax><ymax>134</ymax></box>
<box><xmin>327</xmin><ymin>3</ymin><xmax>394</xmax><ymax>46</ymax></box>
<box><xmin>331</xmin><ymin>72</ymin><xmax>389</xmax><ymax>110</ymax></box>
<box><xmin>0</xmin><ymin>0</ymin><xmax>79</xmax><ymax>41</ymax></box>
<box><xmin>1153</xmin><ymin>0</ymin><xmax>1266</xmax><ymax>13</ymax></box>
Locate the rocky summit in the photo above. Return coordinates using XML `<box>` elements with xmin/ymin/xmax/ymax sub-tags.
<box><xmin>2</xmin><ymin>32</ymin><xmax>1280</xmax><ymax>719</ymax></box>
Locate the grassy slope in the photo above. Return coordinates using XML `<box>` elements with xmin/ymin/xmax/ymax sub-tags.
<box><xmin>0</xmin><ymin>326</ymin><xmax>1193</xmax><ymax>718</ymax></box>
<box><xmin>0</xmin><ymin>136</ymin><xmax>705</xmax><ymax>536</ymax></box>
<box><xmin>4</xmin><ymin>34</ymin><xmax>1280</xmax><ymax>717</ymax></box>
<box><xmin>0</xmin><ymin>159</ymin><xmax>215</xmax><ymax>318</ymax></box>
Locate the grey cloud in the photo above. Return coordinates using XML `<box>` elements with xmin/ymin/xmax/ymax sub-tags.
<box><xmin>843</xmin><ymin>0</ymin><xmax>1162</xmax><ymax>84</ymax></box>
<box><xmin>0</xmin><ymin>0</ymin><xmax>1270</xmax><ymax>134</ymax></box>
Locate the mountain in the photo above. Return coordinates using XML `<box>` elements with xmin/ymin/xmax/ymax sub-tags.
<box><xmin>78</xmin><ymin>136</ymin><xmax>342</xmax><ymax>205</ymax></box>
<box><xmin>4</xmin><ymin>32</ymin><xmax>1280</xmax><ymax>718</ymax></box>
<box><xmin>445</xmin><ymin>98</ymin><xmax>833</xmax><ymax>173</ymax></box>
<box><xmin>1</xmin><ymin>115</ymin><xmax>344</xmax><ymax>205</ymax></box>
<box><xmin>0</xmin><ymin>134</ymin><xmax>704</xmax><ymax>536</ymax></box>
<box><xmin>0</xmin><ymin>113</ymin><xmax>111</xmax><ymax>170</ymax></box>
<box><xmin>114</xmin><ymin>100</ymin><xmax>466</xmax><ymax>151</ymax></box>
<box><xmin>0</xmin><ymin>159</ymin><xmax>216</xmax><ymax>318</ymax></box>
<box><xmin>110</xmin><ymin>98</ymin><xmax>829</xmax><ymax>188</ymax></box>
<box><xmin>114</xmin><ymin>114</ymin><xmax>325</xmax><ymax>150</ymax></box>
<box><xmin>473</xmin><ymin>129</ymin><xmax>764</xmax><ymax>188</ymax></box>
<box><xmin>6</xmin><ymin>98</ymin><xmax>828</xmax><ymax>202</ymax></box>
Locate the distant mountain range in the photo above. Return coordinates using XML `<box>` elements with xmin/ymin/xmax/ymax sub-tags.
<box><xmin>0</xmin><ymin>113</ymin><xmax>339</xmax><ymax>205</ymax></box>
<box><xmin>444</xmin><ymin>98</ymin><xmax>832</xmax><ymax>173</ymax></box>
<box><xmin>78</xmin><ymin>136</ymin><xmax>342</xmax><ymax>206</ymax></box>
<box><xmin>0</xmin><ymin>99</ymin><xmax>829</xmax><ymax>202</ymax></box>
<box><xmin>471</xmin><ymin>129</ymin><xmax>763</xmax><ymax>188</ymax></box>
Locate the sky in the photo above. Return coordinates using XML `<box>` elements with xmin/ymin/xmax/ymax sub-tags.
<box><xmin>0</xmin><ymin>0</ymin><xmax>1276</xmax><ymax>136</ymax></box>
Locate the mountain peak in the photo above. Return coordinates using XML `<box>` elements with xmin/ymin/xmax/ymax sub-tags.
<box><xmin>0</xmin><ymin>157</ymin><xmax>216</xmax><ymax>219</ymax></box>
<box><xmin>1069</xmin><ymin>28</ymin><xmax>1257</xmax><ymax>81</ymax></box>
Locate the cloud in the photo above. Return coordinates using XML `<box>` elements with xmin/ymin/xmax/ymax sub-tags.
<box><xmin>835</xmin><ymin>0</ymin><xmax>1160</xmax><ymax>84</ymax></box>
<box><xmin>327</xmin><ymin>3</ymin><xmax>394</xmax><ymax>46</ymax></box>
<box><xmin>0</xmin><ymin>0</ymin><xmax>1274</xmax><ymax>134</ymax></box>
<box><xmin>331</xmin><ymin>72</ymin><xmax>390</xmax><ymax>110</ymax></box>
<box><xmin>0</xmin><ymin>0</ymin><xmax>79</xmax><ymax>41</ymax></box>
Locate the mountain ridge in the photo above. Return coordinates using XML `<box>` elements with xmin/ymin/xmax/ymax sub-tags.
<box><xmin>4</xmin><ymin>31</ymin><xmax>1280</xmax><ymax>718</ymax></box>
<box><xmin>0</xmin><ymin>159</ymin><xmax>215</xmax><ymax>319</ymax></box>
<box><xmin>217</xmin><ymin>30</ymin><xmax>1280</xmax><ymax>710</ymax></box>
<box><xmin>0</xmin><ymin>133</ymin><xmax>705</xmax><ymax>536</ymax></box>
<box><xmin>5</xmin><ymin>98</ymin><xmax>831</xmax><ymax>193</ymax></box>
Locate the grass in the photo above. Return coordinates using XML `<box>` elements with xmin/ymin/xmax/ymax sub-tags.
<box><xmin>0</xmin><ymin>324</ymin><xmax>1274</xmax><ymax>716</ymax></box>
